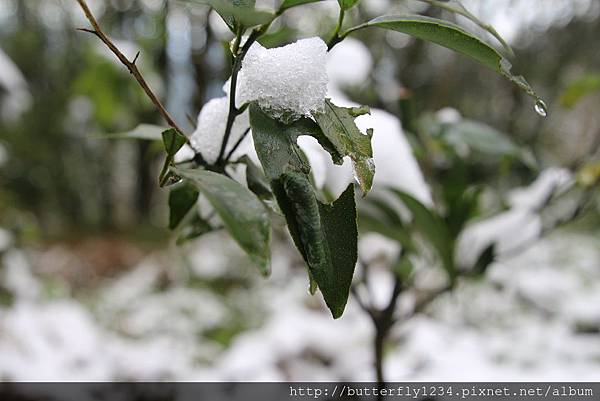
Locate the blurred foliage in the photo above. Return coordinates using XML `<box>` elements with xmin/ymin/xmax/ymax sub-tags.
<box><xmin>1</xmin><ymin>0</ymin><xmax>599</xmax><ymax>248</ymax></box>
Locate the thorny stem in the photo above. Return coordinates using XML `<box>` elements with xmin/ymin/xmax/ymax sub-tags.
<box><xmin>75</xmin><ymin>0</ymin><xmax>189</xmax><ymax>143</ymax></box>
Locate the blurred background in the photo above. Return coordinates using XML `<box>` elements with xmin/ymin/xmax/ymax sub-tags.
<box><xmin>1</xmin><ymin>0</ymin><xmax>600</xmax><ymax>381</ymax></box>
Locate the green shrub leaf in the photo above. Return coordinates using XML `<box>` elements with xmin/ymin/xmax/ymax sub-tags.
<box><xmin>250</xmin><ymin>104</ymin><xmax>358</xmax><ymax>318</ymax></box>
<box><xmin>392</xmin><ymin>190</ymin><xmax>456</xmax><ymax>278</ymax></box>
<box><xmin>338</xmin><ymin>0</ymin><xmax>360</xmax><ymax>10</ymax></box>
<box><xmin>168</xmin><ymin>182</ymin><xmax>199</xmax><ymax>230</ymax></box>
<box><xmin>279</xmin><ymin>0</ymin><xmax>324</xmax><ymax>12</ymax></box>
<box><xmin>312</xmin><ymin>99</ymin><xmax>375</xmax><ymax>194</ymax></box>
<box><xmin>173</xmin><ymin>167</ymin><xmax>272</xmax><ymax>275</ymax></box>
<box><xmin>344</xmin><ymin>15</ymin><xmax>543</xmax><ymax>103</ymax></box>
<box><xmin>190</xmin><ymin>0</ymin><xmax>274</xmax><ymax>31</ymax></box>
<box><xmin>159</xmin><ymin>129</ymin><xmax>187</xmax><ymax>187</ymax></box>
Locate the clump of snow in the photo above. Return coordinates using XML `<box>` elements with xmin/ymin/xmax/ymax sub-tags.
<box><xmin>508</xmin><ymin>167</ymin><xmax>572</xmax><ymax>210</ymax></box>
<box><xmin>0</xmin><ymin>227</ymin><xmax>12</xmax><ymax>251</ymax></box>
<box><xmin>190</xmin><ymin>97</ymin><xmax>249</xmax><ymax>164</ymax></box>
<box><xmin>0</xmin><ymin>142</ymin><xmax>8</xmax><ymax>167</ymax></box>
<box><xmin>236</xmin><ymin>37</ymin><xmax>328</xmax><ymax>122</ymax></box>
<box><xmin>0</xmin><ymin>48</ymin><xmax>32</xmax><ymax>122</ymax></box>
<box><xmin>326</xmin><ymin>38</ymin><xmax>373</xmax><ymax>88</ymax></box>
<box><xmin>456</xmin><ymin>167</ymin><xmax>574</xmax><ymax>269</ymax></box>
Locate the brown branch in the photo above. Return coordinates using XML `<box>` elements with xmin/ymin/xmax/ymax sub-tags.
<box><xmin>75</xmin><ymin>0</ymin><xmax>188</xmax><ymax>141</ymax></box>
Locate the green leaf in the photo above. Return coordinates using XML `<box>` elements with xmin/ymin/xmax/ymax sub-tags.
<box><xmin>470</xmin><ymin>244</ymin><xmax>495</xmax><ymax>276</ymax></box>
<box><xmin>442</xmin><ymin>120</ymin><xmax>534</xmax><ymax>166</ymax></box>
<box><xmin>240</xmin><ymin>156</ymin><xmax>273</xmax><ymax>200</ymax></box>
<box><xmin>99</xmin><ymin>124</ymin><xmax>166</xmax><ymax>141</ymax></box>
<box><xmin>560</xmin><ymin>73</ymin><xmax>600</xmax><ymax>109</ymax></box>
<box><xmin>281</xmin><ymin>173</ymin><xmax>358</xmax><ymax>318</ymax></box>
<box><xmin>250</xmin><ymin>104</ymin><xmax>359</xmax><ymax>318</ymax></box>
<box><xmin>168</xmin><ymin>182</ymin><xmax>199</xmax><ymax>229</ymax></box>
<box><xmin>279</xmin><ymin>0</ymin><xmax>324</xmax><ymax>11</ymax></box>
<box><xmin>344</xmin><ymin>15</ymin><xmax>542</xmax><ymax>103</ymax></box>
<box><xmin>159</xmin><ymin>129</ymin><xmax>188</xmax><ymax>187</ymax></box>
<box><xmin>337</xmin><ymin>0</ymin><xmax>360</xmax><ymax>10</ymax></box>
<box><xmin>173</xmin><ymin>167</ymin><xmax>271</xmax><ymax>275</ymax></box>
<box><xmin>176</xmin><ymin>213</ymin><xmax>214</xmax><ymax>245</ymax></box>
<box><xmin>415</xmin><ymin>0</ymin><xmax>515</xmax><ymax>58</ymax></box>
<box><xmin>312</xmin><ymin>99</ymin><xmax>375</xmax><ymax>194</ymax></box>
<box><xmin>392</xmin><ymin>190</ymin><xmax>456</xmax><ymax>278</ymax></box>
<box><xmin>191</xmin><ymin>0</ymin><xmax>275</xmax><ymax>30</ymax></box>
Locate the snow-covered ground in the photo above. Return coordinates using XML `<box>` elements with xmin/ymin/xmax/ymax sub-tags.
<box><xmin>1</xmin><ymin>228</ymin><xmax>599</xmax><ymax>381</ymax></box>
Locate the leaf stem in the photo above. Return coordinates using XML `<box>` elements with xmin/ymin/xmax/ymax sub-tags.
<box><xmin>75</xmin><ymin>0</ymin><xmax>189</xmax><ymax>142</ymax></box>
<box><xmin>327</xmin><ymin>7</ymin><xmax>346</xmax><ymax>51</ymax></box>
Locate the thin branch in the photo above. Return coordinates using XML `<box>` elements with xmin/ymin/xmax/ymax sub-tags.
<box><xmin>75</xmin><ymin>0</ymin><xmax>189</xmax><ymax>142</ymax></box>
<box><xmin>216</xmin><ymin>29</ymin><xmax>261</xmax><ymax>165</ymax></box>
<box><xmin>224</xmin><ymin>127</ymin><xmax>251</xmax><ymax>162</ymax></box>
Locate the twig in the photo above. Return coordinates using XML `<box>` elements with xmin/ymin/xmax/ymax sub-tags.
<box><xmin>224</xmin><ymin>127</ymin><xmax>251</xmax><ymax>162</ymax></box>
<box><xmin>215</xmin><ymin>26</ymin><xmax>266</xmax><ymax>165</ymax></box>
<box><xmin>75</xmin><ymin>0</ymin><xmax>189</xmax><ymax>142</ymax></box>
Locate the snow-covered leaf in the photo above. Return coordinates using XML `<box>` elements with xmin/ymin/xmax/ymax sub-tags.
<box><xmin>312</xmin><ymin>99</ymin><xmax>375</xmax><ymax>194</ymax></box>
<box><xmin>250</xmin><ymin>105</ymin><xmax>358</xmax><ymax>318</ymax></box>
<box><xmin>173</xmin><ymin>167</ymin><xmax>271</xmax><ymax>275</ymax></box>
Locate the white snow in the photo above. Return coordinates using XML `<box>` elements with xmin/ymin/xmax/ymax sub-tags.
<box><xmin>0</xmin><ymin>48</ymin><xmax>32</xmax><ymax>122</ymax></box>
<box><xmin>456</xmin><ymin>167</ymin><xmax>574</xmax><ymax>269</ymax></box>
<box><xmin>236</xmin><ymin>37</ymin><xmax>328</xmax><ymax>122</ymax></box>
<box><xmin>0</xmin><ymin>227</ymin><xmax>12</xmax><ymax>251</ymax></box>
<box><xmin>326</xmin><ymin>38</ymin><xmax>373</xmax><ymax>88</ymax></box>
<box><xmin>190</xmin><ymin>96</ymin><xmax>249</xmax><ymax>164</ymax></box>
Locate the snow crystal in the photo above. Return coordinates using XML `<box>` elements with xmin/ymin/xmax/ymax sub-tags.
<box><xmin>236</xmin><ymin>37</ymin><xmax>328</xmax><ymax>122</ymax></box>
<box><xmin>190</xmin><ymin>96</ymin><xmax>249</xmax><ymax>164</ymax></box>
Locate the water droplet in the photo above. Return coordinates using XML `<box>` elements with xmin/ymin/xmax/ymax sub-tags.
<box><xmin>534</xmin><ymin>100</ymin><xmax>548</xmax><ymax>117</ymax></box>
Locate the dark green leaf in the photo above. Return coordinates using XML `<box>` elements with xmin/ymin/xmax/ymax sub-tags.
<box><xmin>470</xmin><ymin>244</ymin><xmax>495</xmax><ymax>275</ymax></box>
<box><xmin>312</xmin><ymin>99</ymin><xmax>375</xmax><ymax>193</ymax></box>
<box><xmin>415</xmin><ymin>0</ymin><xmax>515</xmax><ymax>57</ymax></box>
<box><xmin>176</xmin><ymin>213</ymin><xmax>214</xmax><ymax>245</ymax></box>
<box><xmin>98</xmin><ymin>124</ymin><xmax>166</xmax><ymax>141</ymax></box>
<box><xmin>240</xmin><ymin>156</ymin><xmax>273</xmax><ymax>200</ymax></box>
<box><xmin>280</xmin><ymin>174</ymin><xmax>358</xmax><ymax>319</ymax></box>
<box><xmin>280</xmin><ymin>0</ymin><xmax>323</xmax><ymax>10</ymax></box>
<box><xmin>173</xmin><ymin>167</ymin><xmax>271</xmax><ymax>275</ymax></box>
<box><xmin>250</xmin><ymin>105</ymin><xmax>359</xmax><ymax>318</ymax></box>
<box><xmin>162</xmin><ymin>129</ymin><xmax>187</xmax><ymax>156</ymax></box>
<box><xmin>159</xmin><ymin>129</ymin><xmax>188</xmax><ymax>186</ymax></box>
<box><xmin>392</xmin><ymin>190</ymin><xmax>455</xmax><ymax>278</ymax></box>
<box><xmin>279</xmin><ymin>0</ymin><xmax>324</xmax><ymax>11</ymax></box>
<box><xmin>337</xmin><ymin>0</ymin><xmax>360</xmax><ymax>10</ymax></box>
<box><xmin>169</xmin><ymin>182</ymin><xmax>199</xmax><ymax>229</ymax></box>
<box><xmin>344</xmin><ymin>15</ymin><xmax>542</xmax><ymax>103</ymax></box>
